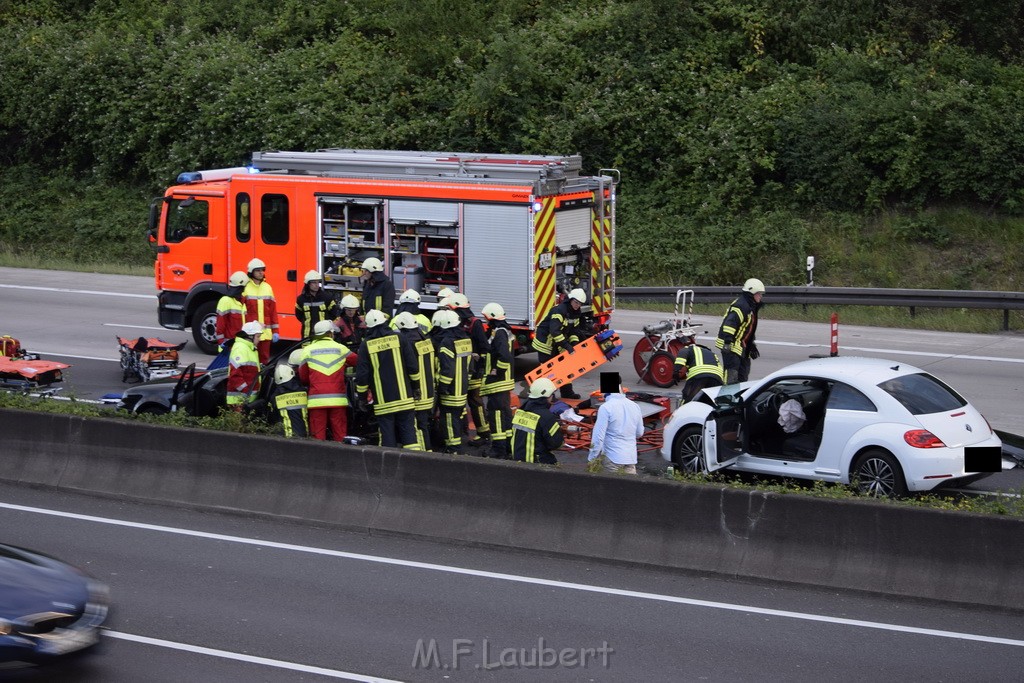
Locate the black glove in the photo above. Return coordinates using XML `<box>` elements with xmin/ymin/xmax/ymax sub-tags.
<box><xmin>749</xmin><ymin>343</ymin><xmax>760</xmax><ymax>360</ymax></box>
<box><xmin>674</xmin><ymin>367</ymin><xmax>686</xmax><ymax>381</ymax></box>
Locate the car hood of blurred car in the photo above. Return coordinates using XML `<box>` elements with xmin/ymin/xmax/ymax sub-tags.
<box><xmin>0</xmin><ymin>545</ymin><xmax>90</xmax><ymax>618</ymax></box>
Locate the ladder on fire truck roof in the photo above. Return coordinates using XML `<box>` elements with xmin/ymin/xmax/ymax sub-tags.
<box><xmin>250</xmin><ymin>149</ymin><xmax>590</xmax><ymax>192</ymax></box>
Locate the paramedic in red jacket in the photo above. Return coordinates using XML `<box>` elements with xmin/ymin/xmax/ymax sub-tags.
<box><xmin>215</xmin><ymin>271</ymin><xmax>249</xmax><ymax>349</ymax></box>
<box><xmin>298</xmin><ymin>319</ymin><xmax>358</xmax><ymax>441</ymax></box>
<box><xmin>242</xmin><ymin>257</ymin><xmax>279</xmax><ymax>364</ymax></box>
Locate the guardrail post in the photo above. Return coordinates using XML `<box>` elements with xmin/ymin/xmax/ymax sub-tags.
<box><xmin>1005</xmin><ymin>309</ymin><xmax>1010</xmax><ymax>332</ymax></box>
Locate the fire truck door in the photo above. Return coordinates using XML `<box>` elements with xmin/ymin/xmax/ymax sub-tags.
<box><xmin>252</xmin><ymin>190</ymin><xmax>299</xmax><ymax>339</ymax></box>
<box><xmin>160</xmin><ymin>195</ymin><xmax>225</xmax><ymax>288</ymax></box>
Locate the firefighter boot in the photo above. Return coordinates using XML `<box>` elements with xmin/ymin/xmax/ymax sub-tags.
<box><xmin>560</xmin><ymin>383</ymin><xmax>581</xmax><ymax>400</ymax></box>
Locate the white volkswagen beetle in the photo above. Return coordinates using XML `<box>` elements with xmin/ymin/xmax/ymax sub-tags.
<box><xmin>661</xmin><ymin>357</ymin><xmax>1012</xmax><ymax>496</ymax></box>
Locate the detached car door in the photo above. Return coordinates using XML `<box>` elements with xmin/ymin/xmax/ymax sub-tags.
<box><xmin>703</xmin><ymin>384</ymin><xmax>747</xmax><ymax>472</ymax></box>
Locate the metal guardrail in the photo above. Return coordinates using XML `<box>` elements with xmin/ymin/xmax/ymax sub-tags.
<box><xmin>617</xmin><ymin>286</ymin><xmax>1024</xmax><ymax>330</ymax></box>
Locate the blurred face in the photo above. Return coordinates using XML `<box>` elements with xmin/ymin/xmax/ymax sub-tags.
<box><xmin>251</xmin><ymin>267</ymin><xmax>266</xmax><ymax>282</ymax></box>
<box><xmin>308</xmin><ymin>279</ymin><xmax>321</xmax><ymax>292</ymax></box>
<box><xmin>753</xmin><ymin>292</ymin><xmax>763</xmax><ymax>303</ymax></box>
<box><xmin>569</xmin><ymin>298</ymin><xmax>582</xmax><ymax>311</ymax></box>
<box><xmin>344</xmin><ymin>307</ymin><xmax>358</xmax><ymax>316</ymax></box>
<box><xmin>360</xmin><ymin>268</ymin><xmax>371</xmax><ymax>281</ymax></box>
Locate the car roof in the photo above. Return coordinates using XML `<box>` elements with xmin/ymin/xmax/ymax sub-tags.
<box><xmin>763</xmin><ymin>356</ymin><xmax>926</xmax><ymax>387</ymax></box>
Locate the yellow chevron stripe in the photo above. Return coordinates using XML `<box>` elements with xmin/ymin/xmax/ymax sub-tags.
<box><xmin>533</xmin><ymin>197</ymin><xmax>556</xmax><ymax>324</ymax></box>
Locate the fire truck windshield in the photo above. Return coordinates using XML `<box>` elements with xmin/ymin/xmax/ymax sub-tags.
<box><xmin>166</xmin><ymin>197</ymin><xmax>210</xmax><ymax>243</ymax></box>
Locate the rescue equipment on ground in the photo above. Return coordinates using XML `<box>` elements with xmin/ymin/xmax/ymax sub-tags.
<box><xmin>524</xmin><ymin>329</ymin><xmax>622</xmax><ymax>389</ymax></box>
<box><xmin>632</xmin><ymin>289</ymin><xmax>699</xmax><ymax>388</ymax></box>
<box><xmin>0</xmin><ymin>335</ymin><xmax>70</xmax><ymax>392</ymax></box>
<box><xmin>118</xmin><ymin>336</ymin><xmax>186</xmax><ymax>383</ymax></box>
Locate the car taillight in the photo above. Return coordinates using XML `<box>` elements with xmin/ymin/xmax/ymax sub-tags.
<box><xmin>904</xmin><ymin>429</ymin><xmax>945</xmax><ymax>448</ymax></box>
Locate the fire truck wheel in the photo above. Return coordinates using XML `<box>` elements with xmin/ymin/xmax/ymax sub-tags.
<box><xmin>644</xmin><ymin>350</ymin><xmax>677</xmax><ymax>388</ymax></box>
<box><xmin>191</xmin><ymin>301</ymin><xmax>219</xmax><ymax>355</ymax></box>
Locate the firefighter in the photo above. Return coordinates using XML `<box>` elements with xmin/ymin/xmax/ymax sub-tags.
<box><xmin>674</xmin><ymin>340</ymin><xmax>726</xmax><ymax>403</ymax></box>
<box><xmin>394</xmin><ymin>311</ymin><xmax>436</xmax><ymax>451</ymax></box>
<box><xmin>335</xmin><ymin>294</ymin><xmax>365</xmax><ymax>350</ymax></box>
<box><xmin>390</xmin><ymin>289</ymin><xmax>432</xmax><ymax>335</ymax></box>
<box><xmin>242</xmin><ymin>257</ymin><xmax>279</xmax><ymax>364</ymax></box>
<box><xmin>295</xmin><ymin>270</ymin><xmax>339</xmax><ymax>341</ymax></box>
<box><xmin>355</xmin><ymin>309</ymin><xmax>421</xmax><ymax>450</ymax></box>
<box><xmin>215</xmin><ymin>271</ymin><xmax>249</xmax><ymax>351</ymax></box>
<box><xmin>480</xmin><ymin>302</ymin><xmax>515</xmax><ymax>458</ymax></box>
<box><xmin>226</xmin><ymin>321</ymin><xmax>263</xmax><ymax>410</ymax></box>
<box><xmin>449</xmin><ymin>293</ymin><xmax>491</xmax><ymax>445</ymax></box>
<box><xmin>360</xmin><ymin>257</ymin><xmax>396</xmax><ymax>316</ymax></box>
<box><xmin>716</xmin><ymin>278</ymin><xmax>765</xmax><ymax>383</ymax></box>
<box><xmin>298</xmin><ymin>320</ymin><xmax>357</xmax><ymax>441</ymax></box>
<box><xmin>511</xmin><ymin>378</ymin><xmax>564</xmax><ymax>465</ymax></box>
<box><xmin>432</xmin><ymin>308</ymin><xmax>473</xmax><ymax>454</ymax></box>
<box><xmin>269</xmin><ymin>363</ymin><xmax>309</xmax><ymax>438</ymax></box>
<box><xmin>532</xmin><ymin>288</ymin><xmax>587</xmax><ymax>399</ymax></box>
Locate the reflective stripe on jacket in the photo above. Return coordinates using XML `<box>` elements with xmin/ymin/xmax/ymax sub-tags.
<box><xmin>355</xmin><ymin>327</ymin><xmax>419</xmax><ymax>415</ymax></box>
<box><xmin>674</xmin><ymin>344</ymin><xmax>725</xmax><ymax>382</ymax></box>
<box><xmin>716</xmin><ymin>292</ymin><xmax>758</xmax><ymax>356</ymax></box>
<box><xmin>511</xmin><ymin>398</ymin><xmax>564</xmax><ymax>465</ymax></box>
<box><xmin>226</xmin><ymin>337</ymin><xmax>260</xmax><ymax>404</ymax></box>
<box><xmin>215</xmin><ymin>295</ymin><xmax>245</xmax><ymax>345</ymax></box>
<box><xmin>481</xmin><ymin>326</ymin><xmax>515</xmax><ymax>395</ymax></box>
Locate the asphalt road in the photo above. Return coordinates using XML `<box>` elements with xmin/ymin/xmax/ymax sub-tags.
<box><xmin>2</xmin><ymin>267</ymin><xmax>1022</xmax><ymax>487</ymax></box>
<box><xmin>1</xmin><ymin>482</ymin><xmax>1023</xmax><ymax>682</ymax></box>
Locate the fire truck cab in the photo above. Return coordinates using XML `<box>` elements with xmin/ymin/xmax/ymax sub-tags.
<box><xmin>149</xmin><ymin>149</ymin><xmax>618</xmax><ymax>354</ymax></box>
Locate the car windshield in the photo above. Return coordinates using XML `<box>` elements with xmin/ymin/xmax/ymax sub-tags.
<box><xmin>877</xmin><ymin>372</ymin><xmax>966</xmax><ymax>415</ymax></box>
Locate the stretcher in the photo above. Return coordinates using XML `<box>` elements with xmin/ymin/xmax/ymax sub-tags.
<box><xmin>557</xmin><ymin>391</ymin><xmax>672</xmax><ymax>454</ymax></box>
<box><xmin>118</xmin><ymin>336</ymin><xmax>186</xmax><ymax>383</ymax></box>
<box><xmin>0</xmin><ymin>335</ymin><xmax>70</xmax><ymax>393</ymax></box>
<box><xmin>524</xmin><ymin>329</ymin><xmax>623</xmax><ymax>388</ymax></box>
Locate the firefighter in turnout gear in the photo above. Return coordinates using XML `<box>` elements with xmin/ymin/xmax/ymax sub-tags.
<box><xmin>242</xmin><ymin>257</ymin><xmax>279</xmax><ymax>364</ymax></box>
<box><xmin>449</xmin><ymin>293</ymin><xmax>491</xmax><ymax>445</ymax></box>
<box><xmin>532</xmin><ymin>288</ymin><xmax>587</xmax><ymax>399</ymax></box>
<box><xmin>269</xmin><ymin>363</ymin><xmax>308</xmax><ymax>438</ymax></box>
<box><xmin>480</xmin><ymin>303</ymin><xmax>515</xmax><ymax>458</ymax></box>
<box><xmin>355</xmin><ymin>310</ymin><xmax>421</xmax><ymax>450</ymax></box>
<box><xmin>226</xmin><ymin>321</ymin><xmax>263</xmax><ymax>410</ymax></box>
<box><xmin>395</xmin><ymin>311</ymin><xmax>436</xmax><ymax>451</ymax></box>
<box><xmin>298</xmin><ymin>320</ymin><xmax>357</xmax><ymax>441</ymax></box>
<box><xmin>360</xmin><ymin>257</ymin><xmax>396</xmax><ymax>316</ymax></box>
<box><xmin>674</xmin><ymin>341</ymin><xmax>725</xmax><ymax>403</ymax></box>
<box><xmin>390</xmin><ymin>289</ymin><xmax>432</xmax><ymax>335</ymax></box>
<box><xmin>432</xmin><ymin>308</ymin><xmax>472</xmax><ymax>454</ymax></box>
<box><xmin>215</xmin><ymin>271</ymin><xmax>249</xmax><ymax>350</ymax></box>
<box><xmin>295</xmin><ymin>270</ymin><xmax>339</xmax><ymax>341</ymax></box>
<box><xmin>511</xmin><ymin>378</ymin><xmax>564</xmax><ymax>465</ymax></box>
<box><xmin>335</xmin><ymin>294</ymin><xmax>365</xmax><ymax>350</ymax></box>
<box><xmin>716</xmin><ymin>278</ymin><xmax>764</xmax><ymax>384</ymax></box>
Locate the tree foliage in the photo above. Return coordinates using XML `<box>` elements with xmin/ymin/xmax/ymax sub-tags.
<box><xmin>1</xmin><ymin>0</ymin><xmax>1022</xmax><ymax>284</ymax></box>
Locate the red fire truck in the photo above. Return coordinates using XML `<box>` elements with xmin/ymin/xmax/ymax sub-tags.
<box><xmin>149</xmin><ymin>149</ymin><xmax>618</xmax><ymax>354</ymax></box>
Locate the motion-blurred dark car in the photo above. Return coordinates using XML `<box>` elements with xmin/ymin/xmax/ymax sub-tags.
<box><xmin>0</xmin><ymin>544</ymin><xmax>109</xmax><ymax>666</ymax></box>
<box><xmin>115</xmin><ymin>344</ymin><xmax>376</xmax><ymax>441</ymax></box>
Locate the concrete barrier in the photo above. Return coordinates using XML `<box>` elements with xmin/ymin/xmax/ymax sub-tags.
<box><xmin>2</xmin><ymin>408</ymin><xmax>1022</xmax><ymax>609</ymax></box>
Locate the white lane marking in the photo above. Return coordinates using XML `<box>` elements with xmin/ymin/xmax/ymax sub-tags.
<box><xmin>0</xmin><ymin>283</ymin><xmax>153</xmax><ymax>299</ymax></box>
<box><xmin>24</xmin><ymin>352</ymin><xmax>119</xmax><ymax>362</ymax></box>
<box><xmin>103</xmin><ymin>323</ymin><xmax>176</xmax><ymax>332</ymax></box>
<box><xmin>105</xmin><ymin>630</ymin><xmax>403</xmax><ymax>682</ymax></box>
<box><xmin>614</xmin><ymin>331</ymin><xmax>1024</xmax><ymax>364</ymax></box>
<box><xmin>1</xmin><ymin>502</ymin><xmax>1022</xmax><ymax>649</ymax></box>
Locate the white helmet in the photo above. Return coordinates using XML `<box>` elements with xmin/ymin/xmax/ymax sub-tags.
<box><xmin>743</xmin><ymin>278</ymin><xmax>765</xmax><ymax>295</ymax></box>
<box><xmin>434</xmin><ymin>309</ymin><xmax>461</xmax><ymax>330</ymax></box>
<box><xmin>436</xmin><ymin>287</ymin><xmax>455</xmax><ymax>300</ymax></box>
<box><xmin>399</xmin><ymin>289</ymin><xmax>421</xmax><ymax>304</ymax></box>
<box><xmin>241</xmin><ymin>321</ymin><xmax>263</xmax><ymax>336</ymax></box>
<box><xmin>304</xmin><ymin>270</ymin><xmax>322</xmax><ymax>284</ymax></box>
<box><xmin>275</xmin><ymin>364</ymin><xmax>295</xmax><ymax>385</ymax></box>
<box><xmin>313</xmin><ymin>320</ymin><xmax>334</xmax><ymax>336</ymax></box>
<box><xmin>449</xmin><ymin>293</ymin><xmax>470</xmax><ymax>309</ymax></box>
<box><xmin>528</xmin><ymin>377</ymin><xmax>557</xmax><ymax>399</ymax></box>
<box><xmin>438</xmin><ymin>296</ymin><xmax>454</xmax><ymax>309</ymax></box>
<box><xmin>247</xmin><ymin>257</ymin><xmax>266</xmax><ymax>273</ymax></box>
<box><xmin>365</xmin><ymin>309</ymin><xmax>388</xmax><ymax>327</ymax></box>
<box><xmin>482</xmin><ymin>302</ymin><xmax>506</xmax><ymax>320</ymax></box>
<box><xmin>393</xmin><ymin>312</ymin><xmax>419</xmax><ymax>330</ymax></box>
<box><xmin>568</xmin><ymin>288</ymin><xmax>587</xmax><ymax>304</ymax></box>
<box><xmin>340</xmin><ymin>294</ymin><xmax>360</xmax><ymax>309</ymax></box>
<box><xmin>288</xmin><ymin>349</ymin><xmax>305</xmax><ymax>366</ymax></box>
<box><xmin>361</xmin><ymin>257</ymin><xmax>384</xmax><ymax>273</ymax></box>
<box><xmin>228</xmin><ymin>271</ymin><xmax>249</xmax><ymax>288</ymax></box>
